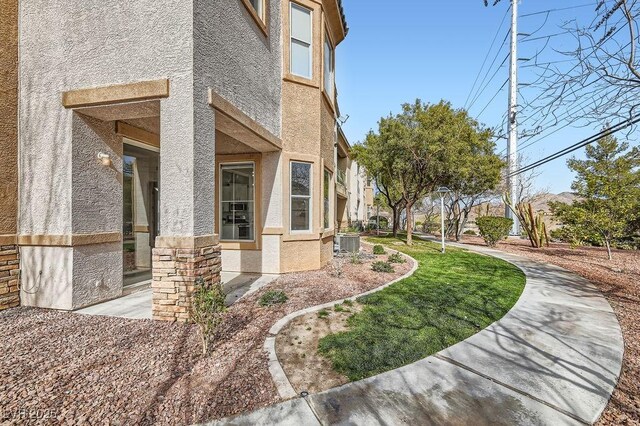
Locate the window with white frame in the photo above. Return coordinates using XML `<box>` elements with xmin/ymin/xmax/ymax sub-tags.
<box><xmin>291</xmin><ymin>161</ymin><xmax>312</xmax><ymax>232</ymax></box>
<box><xmin>290</xmin><ymin>3</ymin><xmax>312</xmax><ymax>78</ymax></box>
<box><xmin>248</xmin><ymin>0</ymin><xmax>265</xmax><ymax>20</ymax></box>
<box><xmin>323</xmin><ymin>168</ymin><xmax>332</xmax><ymax>229</ymax></box>
<box><xmin>220</xmin><ymin>163</ymin><xmax>256</xmax><ymax>241</ymax></box>
<box><xmin>324</xmin><ymin>33</ymin><xmax>334</xmax><ymax>99</ymax></box>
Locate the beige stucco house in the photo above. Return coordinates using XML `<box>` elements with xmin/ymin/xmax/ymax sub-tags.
<box><xmin>0</xmin><ymin>0</ymin><xmax>368</xmax><ymax>320</ymax></box>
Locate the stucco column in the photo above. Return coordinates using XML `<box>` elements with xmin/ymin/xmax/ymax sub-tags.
<box><xmin>152</xmin><ymin>82</ymin><xmax>221</xmax><ymax>322</ymax></box>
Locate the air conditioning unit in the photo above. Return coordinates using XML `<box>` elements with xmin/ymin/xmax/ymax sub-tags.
<box><xmin>337</xmin><ymin>234</ymin><xmax>360</xmax><ymax>253</ymax></box>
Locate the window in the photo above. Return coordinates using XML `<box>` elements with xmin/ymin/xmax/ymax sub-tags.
<box><xmin>290</xmin><ymin>3</ymin><xmax>312</xmax><ymax>78</ymax></box>
<box><xmin>220</xmin><ymin>163</ymin><xmax>256</xmax><ymax>241</ymax></box>
<box><xmin>324</xmin><ymin>33</ymin><xmax>334</xmax><ymax>99</ymax></box>
<box><xmin>291</xmin><ymin>161</ymin><xmax>312</xmax><ymax>232</ymax></box>
<box><xmin>323</xmin><ymin>169</ymin><xmax>332</xmax><ymax>229</ymax></box>
<box><xmin>248</xmin><ymin>0</ymin><xmax>265</xmax><ymax>20</ymax></box>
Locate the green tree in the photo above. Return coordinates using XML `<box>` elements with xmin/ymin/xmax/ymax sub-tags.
<box><xmin>352</xmin><ymin>129</ymin><xmax>406</xmax><ymax>237</ymax></box>
<box><xmin>550</xmin><ymin>134</ymin><xmax>640</xmax><ymax>260</ymax></box>
<box><xmin>355</xmin><ymin>100</ymin><xmax>502</xmax><ymax>245</ymax></box>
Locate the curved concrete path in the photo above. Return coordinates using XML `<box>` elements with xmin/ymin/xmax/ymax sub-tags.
<box><xmin>211</xmin><ymin>244</ymin><xmax>623</xmax><ymax>426</ymax></box>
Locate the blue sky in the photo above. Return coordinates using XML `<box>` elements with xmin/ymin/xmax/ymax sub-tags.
<box><xmin>335</xmin><ymin>1</ymin><xmax>610</xmax><ymax>194</ymax></box>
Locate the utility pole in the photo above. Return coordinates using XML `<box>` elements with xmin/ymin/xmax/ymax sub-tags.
<box><xmin>506</xmin><ymin>0</ymin><xmax>521</xmax><ymax>236</ymax></box>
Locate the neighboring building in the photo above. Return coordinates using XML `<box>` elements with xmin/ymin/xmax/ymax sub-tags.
<box><xmin>336</xmin><ymin>126</ymin><xmax>374</xmax><ymax>231</ymax></box>
<box><xmin>0</xmin><ymin>0</ymin><xmax>366</xmax><ymax>320</ymax></box>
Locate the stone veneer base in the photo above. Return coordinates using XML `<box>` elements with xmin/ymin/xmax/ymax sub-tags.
<box><xmin>151</xmin><ymin>243</ymin><xmax>222</xmax><ymax>322</ymax></box>
<box><xmin>0</xmin><ymin>245</ymin><xmax>20</xmax><ymax>311</ymax></box>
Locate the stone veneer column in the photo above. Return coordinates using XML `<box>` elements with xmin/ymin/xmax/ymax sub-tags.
<box><xmin>0</xmin><ymin>245</ymin><xmax>20</xmax><ymax>310</ymax></box>
<box><xmin>151</xmin><ymin>239</ymin><xmax>222</xmax><ymax>322</ymax></box>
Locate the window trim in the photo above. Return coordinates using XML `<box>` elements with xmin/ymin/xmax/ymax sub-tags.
<box><xmin>241</xmin><ymin>0</ymin><xmax>268</xmax><ymax>36</ymax></box>
<box><xmin>289</xmin><ymin>2</ymin><xmax>313</xmax><ymax>80</ymax></box>
<box><xmin>323</xmin><ymin>168</ymin><xmax>333</xmax><ymax>231</ymax></box>
<box><xmin>290</xmin><ymin>160</ymin><xmax>313</xmax><ymax>234</ymax></box>
<box><xmin>323</xmin><ymin>28</ymin><xmax>335</xmax><ymax>103</ymax></box>
<box><xmin>219</xmin><ymin>161</ymin><xmax>257</xmax><ymax>243</ymax></box>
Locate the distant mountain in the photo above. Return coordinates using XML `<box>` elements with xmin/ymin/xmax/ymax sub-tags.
<box><xmin>529</xmin><ymin>192</ymin><xmax>578</xmax><ymax>213</ymax></box>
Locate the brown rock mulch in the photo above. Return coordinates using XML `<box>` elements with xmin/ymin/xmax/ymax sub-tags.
<box><xmin>0</xmin><ymin>245</ymin><xmax>413</xmax><ymax>425</ymax></box>
<box><xmin>461</xmin><ymin>236</ymin><xmax>640</xmax><ymax>425</ymax></box>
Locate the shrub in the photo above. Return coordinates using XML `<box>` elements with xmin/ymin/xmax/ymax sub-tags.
<box><xmin>476</xmin><ymin>216</ymin><xmax>513</xmax><ymax>247</ymax></box>
<box><xmin>342</xmin><ymin>299</ymin><xmax>354</xmax><ymax>307</ymax></box>
<box><xmin>330</xmin><ymin>258</ymin><xmax>345</xmax><ymax>277</ymax></box>
<box><xmin>334</xmin><ymin>303</ymin><xmax>345</xmax><ymax>312</ymax></box>
<box><xmin>259</xmin><ymin>290</ymin><xmax>288</xmax><ymax>307</ymax></box>
<box><xmin>190</xmin><ymin>277</ymin><xmax>226</xmax><ymax>356</ymax></box>
<box><xmin>463</xmin><ymin>229</ymin><xmax>477</xmax><ymax>236</ymax></box>
<box><xmin>373</xmin><ymin>245</ymin><xmax>385</xmax><ymax>255</ymax></box>
<box><xmin>350</xmin><ymin>252</ymin><xmax>363</xmax><ymax>264</ymax></box>
<box><xmin>387</xmin><ymin>252</ymin><xmax>405</xmax><ymax>264</ymax></box>
<box><xmin>372</xmin><ymin>261</ymin><xmax>394</xmax><ymax>273</ymax></box>
<box><xmin>317</xmin><ymin>309</ymin><xmax>329</xmax><ymax>318</ymax></box>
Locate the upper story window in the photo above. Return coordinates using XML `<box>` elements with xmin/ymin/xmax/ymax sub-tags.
<box><xmin>248</xmin><ymin>0</ymin><xmax>265</xmax><ymax>20</ymax></box>
<box><xmin>324</xmin><ymin>33</ymin><xmax>334</xmax><ymax>100</ymax></box>
<box><xmin>290</xmin><ymin>3</ymin><xmax>313</xmax><ymax>79</ymax></box>
<box><xmin>242</xmin><ymin>0</ymin><xmax>267</xmax><ymax>34</ymax></box>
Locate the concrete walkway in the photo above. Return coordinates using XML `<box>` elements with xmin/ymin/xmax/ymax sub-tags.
<box><xmin>77</xmin><ymin>272</ymin><xmax>277</xmax><ymax>320</ymax></box>
<box><xmin>213</xmin><ymin>244</ymin><xmax>623</xmax><ymax>425</ymax></box>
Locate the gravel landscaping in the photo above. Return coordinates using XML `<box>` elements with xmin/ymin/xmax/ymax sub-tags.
<box><xmin>461</xmin><ymin>236</ymin><xmax>640</xmax><ymax>425</ymax></box>
<box><xmin>0</xmin><ymin>244</ymin><xmax>412</xmax><ymax>425</ymax></box>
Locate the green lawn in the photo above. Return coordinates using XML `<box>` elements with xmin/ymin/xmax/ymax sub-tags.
<box><xmin>318</xmin><ymin>236</ymin><xmax>526</xmax><ymax>381</ymax></box>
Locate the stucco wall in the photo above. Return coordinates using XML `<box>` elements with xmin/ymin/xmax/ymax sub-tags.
<box><xmin>19</xmin><ymin>0</ymin><xmax>199</xmax><ymax>308</ymax></box>
<box><xmin>0</xmin><ymin>0</ymin><xmax>18</xmax><ymax>236</ymax></box>
<box><xmin>19</xmin><ymin>0</ymin><xmax>195</xmax><ymax>236</ymax></box>
<box><xmin>20</xmin><ymin>246</ymin><xmax>73</xmax><ymax>310</ymax></box>
<box><xmin>200</xmin><ymin>0</ymin><xmax>282</xmax><ymax>137</ymax></box>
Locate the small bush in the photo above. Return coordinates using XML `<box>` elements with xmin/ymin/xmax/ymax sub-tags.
<box><xmin>373</xmin><ymin>245</ymin><xmax>385</xmax><ymax>255</ymax></box>
<box><xmin>190</xmin><ymin>277</ymin><xmax>226</xmax><ymax>356</ymax></box>
<box><xmin>350</xmin><ymin>252</ymin><xmax>363</xmax><ymax>264</ymax></box>
<box><xmin>372</xmin><ymin>261</ymin><xmax>394</xmax><ymax>273</ymax></box>
<box><xmin>463</xmin><ymin>229</ymin><xmax>477</xmax><ymax>236</ymax></box>
<box><xmin>387</xmin><ymin>252</ymin><xmax>405</xmax><ymax>264</ymax></box>
<box><xmin>318</xmin><ymin>309</ymin><xmax>329</xmax><ymax>318</ymax></box>
<box><xmin>342</xmin><ymin>299</ymin><xmax>354</xmax><ymax>307</ymax></box>
<box><xmin>476</xmin><ymin>216</ymin><xmax>513</xmax><ymax>247</ymax></box>
<box><xmin>334</xmin><ymin>303</ymin><xmax>345</xmax><ymax>312</ymax></box>
<box><xmin>330</xmin><ymin>258</ymin><xmax>345</xmax><ymax>277</ymax></box>
<box><xmin>259</xmin><ymin>290</ymin><xmax>288</xmax><ymax>307</ymax></box>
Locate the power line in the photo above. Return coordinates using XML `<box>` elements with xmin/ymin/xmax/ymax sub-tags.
<box><xmin>464</xmin><ymin>5</ymin><xmax>511</xmax><ymax>109</ymax></box>
<box><xmin>468</xmin><ymin>52</ymin><xmax>510</xmax><ymax>110</ymax></box>
<box><xmin>476</xmin><ymin>78</ymin><xmax>509</xmax><ymax>119</ymax></box>
<box><xmin>520</xmin><ymin>3</ymin><xmax>598</xmax><ymax>18</ymax></box>
<box><xmin>508</xmin><ymin>114</ymin><xmax>640</xmax><ymax>177</ymax></box>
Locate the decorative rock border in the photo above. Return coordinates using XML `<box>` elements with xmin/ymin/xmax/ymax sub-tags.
<box><xmin>264</xmin><ymin>246</ymin><xmax>419</xmax><ymax>399</ymax></box>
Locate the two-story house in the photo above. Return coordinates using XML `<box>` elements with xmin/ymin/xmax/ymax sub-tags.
<box><xmin>0</xmin><ymin>0</ymin><xmax>363</xmax><ymax>321</ymax></box>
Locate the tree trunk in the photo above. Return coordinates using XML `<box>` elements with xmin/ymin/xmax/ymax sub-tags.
<box><xmin>392</xmin><ymin>205</ymin><xmax>403</xmax><ymax>238</ymax></box>
<box><xmin>457</xmin><ymin>210</ymin><xmax>471</xmax><ymax>242</ymax></box>
<box><xmin>406</xmin><ymin>202</ymin><xmax>414</xmax><ymax>246</ymax></box>
<box><xmin>392</xmin><ymin>207</ymin><xmax>399</xmax><ymax>237</ymax></box>
<box><xmin>605</xmin><ymin>238</ymin><xmax>613</xmax><ymax>261</ymax></box>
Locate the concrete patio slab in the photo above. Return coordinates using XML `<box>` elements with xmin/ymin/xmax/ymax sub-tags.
<box><xmin>77</xmin><ymin>273</ymin><xmax>278</xmax><ymax>320</ymax></box>
<box><xmin>213</xmin><ymin>242</ymin><xmax>623</xmax><ymax>425</ymax></box>
<box><xmin>76</xmin><ymin>287</ymin><xmax>152</xmax><ymax>319</ymax></box>
<box><xmin>222</xmin><ymin>272</ymin><xmax>278</xmax><ymax>306</ymax></box>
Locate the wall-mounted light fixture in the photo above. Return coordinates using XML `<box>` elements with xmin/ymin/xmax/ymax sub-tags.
<box><xmin>97</xmin><ymin>152</ymin><xmax>112</xmax><ymax>167</ymax></box>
